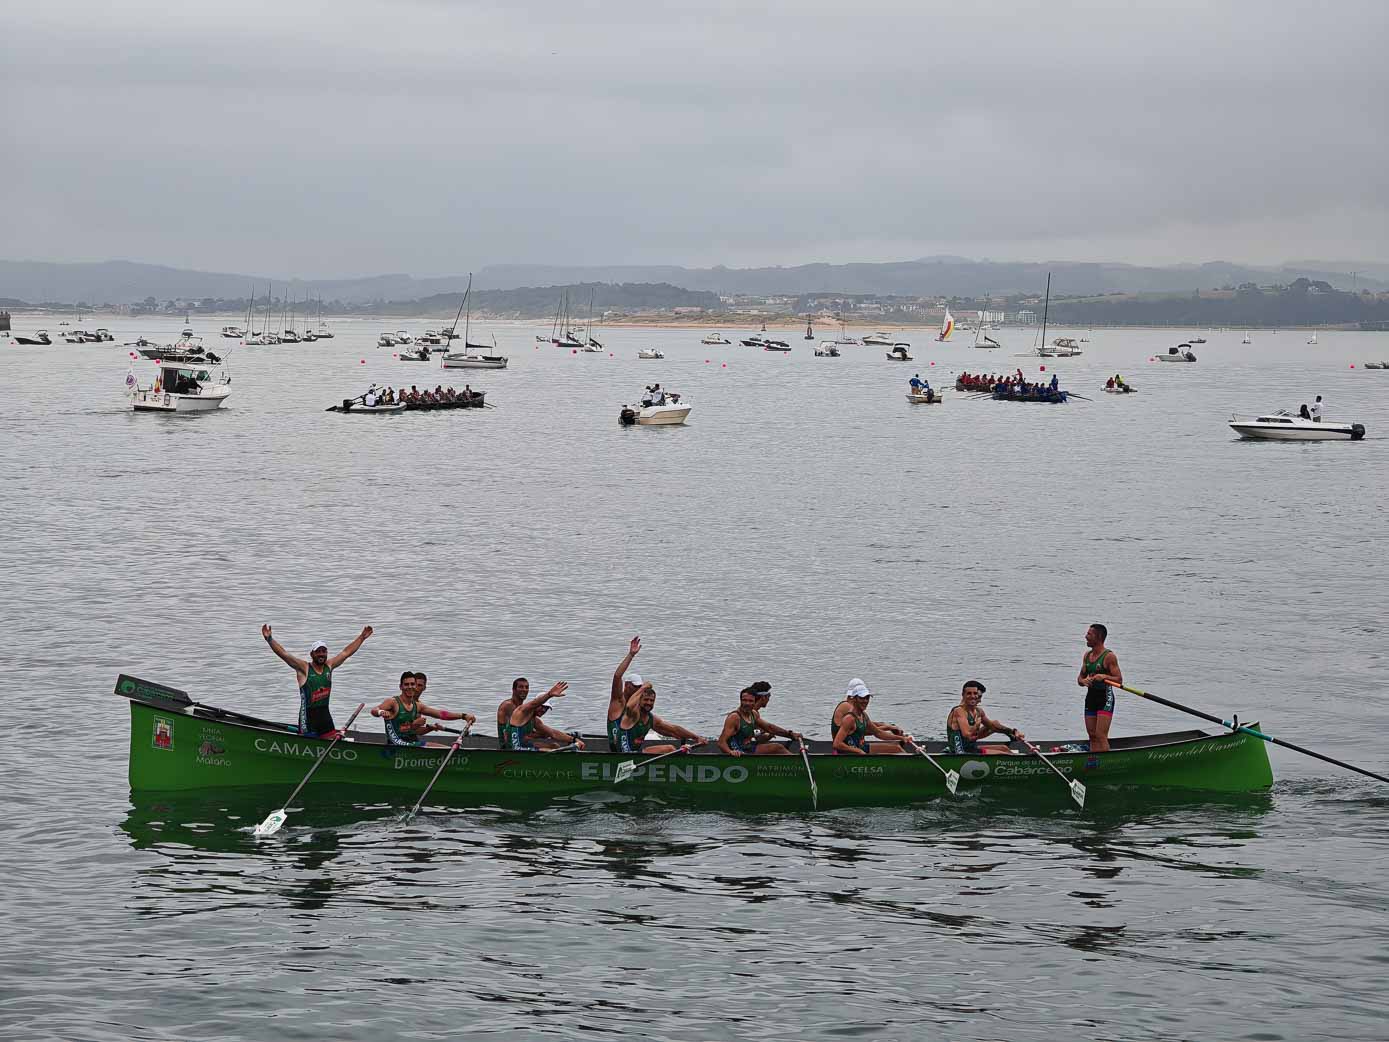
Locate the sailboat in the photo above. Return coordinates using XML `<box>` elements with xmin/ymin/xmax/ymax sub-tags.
<box><xmin>443</xmin><ymin>273</ymin><xmax>509</xmax><ymax>369</ymax></box>
<box><xmin>244</xmin><ymin>285</ymin><xmax>277</xmax><ymax>345</ymax></box>
<box><xmin>972</xmin><ymin>318</ymin><xmax>1000</xmax><ymax>349</ymax></box>
<box><xmin>936</xmin><ymin>308</ymin><xmax>954</xmax><ymax>342</ymax></box>
<box><xmin>538</xmin><ymin>295</ymin><xmax>563</xmax><ymax>343</ymax></box>
<box><xmin>1242</xmin><ymin>331</ymin><xmax>1252</xmax><ymax>344</ymax></box>
<box><xmin>833</xmin><ymin>319</ymin><xmax>860</xmax><ymax>346</ymax></box>
<box><xmin>1307</xmin><ymin>329</ymin><xmax>1319</xmax><ymax>345</ymax></box>
<box><xmin>804</xmin><ymin>317</ymin><xmax>814</xmax><ymax>340</ymax></box>
<box><xmin>584</xmin><ymin>291</ymin><xmax>603</xmax><ymax>350</ymax></box>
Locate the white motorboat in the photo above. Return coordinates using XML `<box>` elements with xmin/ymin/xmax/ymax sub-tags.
<box><xmin>637</xmin><ymin>348</ymin><xmax>665</xmax><ymax>359</ymax></box>
<box><xmin>417</xmin><ymin>331</ymin><xmax>444</xmax><ymax>346</ymax></box>
<box><xmin>1229</xmin><ymin>411</ymin><xmax>1364</xmax><ymax>441</ymax></box>
<box><xmin>395</xmin><ymin>331</ymin><xmax>414</xmax><ymax>345</ymax></box>
<box><xmin>620</xmin><ymin>390</ymin><xmax>690</xmax><ymax>426</ymax></box>
<box><xmin>862</xmin><ymin>331</ymin><xmax>897</xmax><ymax>346</ymax></box>
<box><xmin>813</xmin><ymin>342</ymin><xmax>841</xmax><ymax>357</ymax></box>
<box><xmin>378</xmin><ymin>333</ymin><xmax>399</xmax><ymax>348</ymax></box>
<box><xmin>701</xmin><ymin>332</ymin><xmax>731</xmax><ymax>345</ymax></box>
<box><xmin>740</xmin><ymin>334</ymin><xmax>767</xmax><ymax>347</ymax></box>
<box><xmin>1157</xmin><ymin>345</ymin><xmax>1198</xmax><ymax>362</ymax></box>
<box><xmin>397</xmin><ymin>346</ymin><xmax>433</xmax><ymax>362</ymax></box>
<box><xmin>128</xmin><ymin>362</ymin><xmax>232</xmax><ymax>413</ymax></box>
<box><xmin>13</xmin><ymin>329</ymin><xmax>52</xmax><ymax>345</ymax></box>
<box><xmin>1050</xmin><ymin>337</ymin><xmax>1083</xmax><ymax>356</ymax></box>
<box><xmin>885</xmin><ymin>346</ymin><xmax>914</xmax><ymax>361</ymax></box>
<box><xmin>905</xmin><ymin>390</ymin><xmax>945</xmax><ymax>404</ymax></box>
<box><xmin>763</xmin><ymin>341</ymin><xmax>791</xmax><ymax>352</ymax></box>
<box><xmin>1188</xmin><ymin>336</ymin><xmax>1207</xmax><ymax>344</ymax></box>
<box><xmin>1363</xmin><ymin>361</ymin><xmax>1387</xmax><ymax>369</ymax></box>
<box><xmin>63</xmin><ymin>329</ymin><xmax>87</xmax><ymax>344</ymax></box>
<box><xmin>93</xmin><ymin>328</ymin><xmax>114</xmax><ymax>342</ymax></box>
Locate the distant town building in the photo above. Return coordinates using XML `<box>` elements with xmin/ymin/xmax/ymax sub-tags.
<box><xmin>1016</xmin><ymin>309</ymin><xmax>1037</xmax><ymax>324</ymax></box>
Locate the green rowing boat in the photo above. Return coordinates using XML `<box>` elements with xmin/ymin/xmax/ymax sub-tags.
<box><xmin>118</xmin><ymin>674</ymin><xmax>1274</xmax><ymax>809</ymax></box>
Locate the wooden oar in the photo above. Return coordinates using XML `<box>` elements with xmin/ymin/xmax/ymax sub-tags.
<box><xmin>1117</xmin><ymin>683</ymin><xmax>1389</xmax><ymax>785</ymax></box>
<box><xmin>904</xmin><ymin>737</ymin><xmax>960</xmax><ymax>795</ymax></box>
<box><xmin>1068</xmin><ymin>393</ymin><xmax>1094</xmax><ymax>401</ymax></box>
<box><xmin>614</xmin><ymin>741</ymin><xmax>706</xmax><ymax>784</ymax></box>
<box><xmin>541</xmin><ymin>739</ymin><xmax>580</xmax><ymax>754</ymax></box>
<box><xmin>407</xmin><ymin>722</ymin><xmax>472</xmax><ymax>818</ymax></box>
<box><xmin>253</xmin><ymin>703</ymin><xmax>365</xmax><ymax>836</ymax></box>
<box><xmin>1014</xmin><ymin>734</ymin><xmax>1086</xmax><ymax>808</ymax></box>
<box><xmin>798</xmin><ymin>739</ymin><xmax>819</xmax><ymax>810</ymax></box>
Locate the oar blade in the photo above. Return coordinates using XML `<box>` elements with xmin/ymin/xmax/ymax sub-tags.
<box><xmin>1069</xmin><ymin>779</ymin><xmax>1087</xmax><ymax>809</ymax></box>
<box><xmin>614</xmin><ymin>760</ymin><xmax>636</xmax><ymax>784</ymax></box>
<box><xmin>946</xmin><ymin>770</ymin><xmax>960</xmax><ymax>796</ymax></box>
<box><xmin>253</xmin><ymin>809</ymin><xmax>288</xmax><ymax>837</ymax></box>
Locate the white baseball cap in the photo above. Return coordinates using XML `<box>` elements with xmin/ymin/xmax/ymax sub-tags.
<box><xmin>624</xmin><ymin>672</ymin><xmax>643</xmax><ymax>687</ymax></box>
<box><xmin>846</xmin><ymin>678</ymin><xmax>872</xmax><ymax>700</ymax></box>
<box><xmin>309</xmin><ymin>640</ymin><xmax>329</xmax><ymax>653</ymax></box>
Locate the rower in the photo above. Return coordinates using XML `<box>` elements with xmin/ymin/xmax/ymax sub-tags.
<box><xmin>605</xmin><ymin>636</ymin><xmax>643</xmax><ymax>750</ymax></box>
<box><xmin>497</xmin><ymin>677</ymin><xmax>529</xmax><ymax>748</ymax></box>
<box><xmin>831</xmin><ymin>678</ymin><xmax>910</xmax><ymax>755</ymax></box>
<box><xmin>717</xmin><ymin>684</ymin><xmax>802</xmax><ymax>756</ymax></box>
<box><xmin>1078</xmin><ymin>622</ymin><xmax>1122</xmax><ymax>752</ymax></box>
<box><xmin>612</xmin><ymin>682</ymin><xmax>705</xmax><ymax>754</ymax></box>
<box><xmin>261</xmin><ymin>622</ymin><xmax>373</xmax><ymax>738</ymax></box>
<box><xmin>945</xmin><ymin>680</ymin><xmax>1023</xmax><ymax>755</ymax></box>
<box><xmin>372</xmin><ymin>671</ymin><xmax>475</xmax><ymax>747</ymax></box>
<box><xmin>505</xmin><ymin>681</ymin><xmax>585</xmax><ymax>751</ymax></box>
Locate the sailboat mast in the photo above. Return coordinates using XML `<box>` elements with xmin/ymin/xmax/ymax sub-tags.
<box><xmin>1039</xmin><ymin>273</ymin><xmax>1052</xmax><ymax>352</ymax></box>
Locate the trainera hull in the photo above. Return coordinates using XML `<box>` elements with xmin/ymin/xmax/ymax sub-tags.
<box><xmin>120</xmin><ymin>676</ymin><xmax>1274</xmax><ymax>809</ymax></box>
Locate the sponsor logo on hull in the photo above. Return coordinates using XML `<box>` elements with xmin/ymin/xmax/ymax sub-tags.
<box><xmin>253</xmin><ymin>737</ymin><xmax>358</xmax><ymax>761</ymax></box>
<box><xmin>579</xmin><ymin>762</ymin><xmax>750</xmax><ymax>785</ymax></box>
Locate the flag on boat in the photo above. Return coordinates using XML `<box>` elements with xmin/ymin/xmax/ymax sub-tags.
<box><xmin>937</xmin><ymin>308</ymin><xmax>954</xmax><ymax>342</ymax></box>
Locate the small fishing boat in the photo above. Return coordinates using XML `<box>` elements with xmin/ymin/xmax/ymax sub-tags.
<box><xmin>701</xmin><ymin>332</ymin><xmax>732</xmax><ymax>345</ymax></box>
<box><xmin>886</xmin><ymin>346</ymin><xmax>914</xmax><ymax>361</ymax></box>
<box><xmin>620</xmin><ymin>390</ymin><xmax>690</xmax><ymax>426</ymax></box>
<box><xmin>813</xmin><ymin>343</ymin><xmax>841</xmax><ymax>357</ymax></box>
<box><xmin>128</xmin><ymin>362</ymin><xmax>232</xmax><ymax>413</ymax></box>
<box><xmin>93</xmin><ymin>328</ymin><xmax>115</xmax><ymax>342</ymax></box>
<box><xmin>906</xmin><ymin>390</ymin><xmax>945</xmax><ymax>404</ymax></box>
<box><xmin>115</xmin><ymin>675</ymin><xmax>1276</xmax><ymax>808</ymax></box>
<box><xmin>1363</xmin><ymin>361</ymin><xmax>1387</xmax><ymax>370</ymax></box>
<box><xmin>1229</xmin><ymin>412</ymin><xmax>1365</xmax><ymax>441</ymax></box>
<box><xmin>637</xmin><ymin>348</ymin><xmax>665</xmax><ymax>359</ymax></box>
<box><xmin>378</xmin><ymin>333</ymin><xmax>399</xmax><ymax>347</ymax></box>
<box><xmin>1157</xmin><ymin>345</ymin><xmax>1198</xmax><ymax>362</ymax></box>
<box><xmin>395</xmin><ymin>331</ymin><xmax>414</xmax><ymax>345</ymax></box>
<box><xmin>1189</xmin><ymin>336</ymin><xmax>1207</xmax><ymax>344</ymax></box>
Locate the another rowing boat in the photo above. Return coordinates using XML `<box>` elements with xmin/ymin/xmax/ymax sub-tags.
<box><xmin>117</xmin><ymin>675</ymin><xmax>1274</xmax><ymax>809</ymax></box>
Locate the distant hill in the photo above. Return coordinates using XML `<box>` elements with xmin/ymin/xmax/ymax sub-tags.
<box><xmin>2</xmin><ymin>256</ymin><xmax>1386</xmax><ymax>306</ymax></box>
<box><xmin>358</xmin><ymin>282</ymin><xmax>721</xmax><ymax>317</ymax></box>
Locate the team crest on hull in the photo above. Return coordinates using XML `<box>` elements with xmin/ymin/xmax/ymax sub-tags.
<box><xmin>152</xmin><ymin>717</ymin><xmax>173</xmax><ymax>750</ymax></box>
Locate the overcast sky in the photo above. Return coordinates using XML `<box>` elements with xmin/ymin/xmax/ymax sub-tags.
<box><xmin>4</xmin><ymin>0</ymin><xmax>1387</xmax><ymax>278</ymax></box>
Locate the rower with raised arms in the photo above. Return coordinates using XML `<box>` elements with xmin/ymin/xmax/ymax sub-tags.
<box><xmin>606</xmin><ymin>636</ymin><xmax>644</xmax><ymax>749</ymax></box>
<box><xmin>946</xmin><ymin>680</ymin><xmax>1023</xmax><ymax>755</ymax></box>
<box><xmin>497</xmin><ymin>677</ymin><xmax>529</xmax><ymax>749</ymax></box>
<box><xmin>831</xmin><ymin>678</ymin><xmax>910</xmax><ymax>755</ymax></box>
<box><xmin>506</xmin><ymin>681</ymin><xmax>586</xmax><ymax>751</ymax></box>
<box><xmin>718</xmin><ymin>683</ymin><xmax>802</xmax><ymax>756</ymax></box>
<box><xmin>372</xmin><ymin>671</ymin><xmax>475</xmax><ymax>747</ymax></box>
<box><xmin>1079</xmin><ymin>622</ymin><xmax>1123</xmax><ymax>752</ymax></box>
<box><xmin>261</xmin><ymin>622</ymin><xmax>373</xmax><ymax>738</ymax></box>
<box><xmin>612</xmin><ymin>682</ymin><xmax>706</xmax><ymax>754</ymax></box>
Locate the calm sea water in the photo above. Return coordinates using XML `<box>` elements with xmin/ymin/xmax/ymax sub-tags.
<box><xmin>3</xmin><ymin>318</ymin><xmax>1389</xmax><ymax>1041</ymax></box>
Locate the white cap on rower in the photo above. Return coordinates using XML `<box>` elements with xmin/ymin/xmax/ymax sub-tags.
<box><xmin>846</xmin><ymin>678</ymin><xmax>872</xmax><ymax>700</ymax></box>
<box><xmin>309</xmin><ymin>640</ymin><xmax>329</xmax><ymax>653</ymax></box>
<box><xmin>625</xmin><ymin>672</ymin><xmax>643</xmax><ymax>687</ymax></box>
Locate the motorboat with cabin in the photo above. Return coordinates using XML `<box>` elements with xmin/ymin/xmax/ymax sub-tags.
<box><xmin>886</xmin><ymin>345</ymin><xmax>914</xmax><ymax>361</ymax></box>
<box><xmin>740</xmin><ymin>334</ymin><xmax>767</xmax><ymax>347</ymax></box>
<box><xmin>701</xmin><ymin>332</ymin><xmax>731</xmax><ymax>345</ymax></box>
<box><xmin>620</xmin><ymin>387</ymin><xmax>691</xmax><ymax>426</ymax></box>
<box><xmin>395</xmin><ymin>331</ymin><xmax>414</xmax><ymax>345</ymax></box>
<box><xmin>1050</xmin><ymin>337</ymin><xmax>1083</xmax><ymax>356</ymax></box>
<box><xmin>1229</xmin><ymin>411</ymin><xmax>1364</xmax><ymax>441</ymax></box>
<box><xmin>137</xmin><ymin>335</ymin><xmax>222</xmax><ymax>364</ymax></box>
<box><xmin>128</xmin><ymin>361</ymin><xmax>232</xmax><ymax>413</ymax></box>
<box><xmin>221</xmin><ymin>326</ymin><xmax>245</xmax><ymax>339</ymax></box>
<box><xmin>814</xmin><ymin>342</ymin><xmax>841</xmax><ymax>357</ymax></box>
<box><xmin>1157</xmin><ymin>345</ymin><xmax>1198</xmax><ymax>362</ymax></box>
<box><xmin>92</xmin><ymin>328</ymin><xmax>114</xmax><ymax>342</ymax></box>
<box><xmin>397</xmin><ymin>345</ymin><xmax>433</xmax><ymax>362</ymax></box>
<box><xmin>763</xmin><ymin>341</ymin><xmax>791</xmax><ymax>352</ymax></box>
<box><xmin>13</xmin><ymin>329</ymin><xmax>52</xmax><ymax>345</ymax></box>
<box><xmin>637</xmin><ymin>348</ymin><xmax>665</xmax><ymax>359</ymax></box>
<box><xmin>378</xmin><ymin>332</ymin><xmax>400</xmax><ymax>348</ymax></box>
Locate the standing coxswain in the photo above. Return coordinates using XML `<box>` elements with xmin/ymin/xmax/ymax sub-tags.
<box><xmin>261</xmin><ymin>623</ymin><xmax>373</xmax><ymax>738</ymax></box>
<box><xmin>372</xmin><ymin>671</ymin><xmax>475</xmax><ymax>747</ymax></box>
<box><xmin>830</xmin><ymin>678</ymin><xmax>910</xmax><ymax>754</ymax></box>
<box><xmin>1078</xmin><ymin>623</ymin><xmax>1123</xmax><ymax>752</ymax></box>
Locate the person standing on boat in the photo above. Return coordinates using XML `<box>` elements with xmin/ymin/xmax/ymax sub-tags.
<box><xmin>497</xmin><ymin>677</ymin><xmax>530</xmax><ymax>748</ymax></box>
<box><xmin>505</xmin><ymin>681</ymin><xmax>585</xmax><ymax>751</ymax></box>
<box><xmin>945</xmin><ymin>681</ymin><xmax>1023</xmax><ymax>755</ymax></box>
<box><xmin>606</xmin><ymin>636</ymin><xmax>644</xmax><ymax>749</ymax></box>
<box><xmin>612</xmin><ymin>682</ymin><xmax>706</xmax><ymax>754</ymax></box>
<box><xmin>1311</xmin><ymin>395</ymin><xmax>1324</xmax><ymax>422</ymax></box>
<box><xmin>372</xmin><ymin>671</ymin><xmax>475</xmax><ymax>747</ymax></box>
<box><xmin>717</xmin><ymin>686</ymin><xmax>802</xmax><ymax>757</ymax></box>
<box><xmin>1078</xmin><ymin>623</ymin><xmax>1123</xmax><ymax>752</ymax></box>
<box><xmin>831</xmin><ymin>679</ymin><xmax>910</xmax><ymax>755</ymax></box>
<box><xmin>261</xmin><ymin>623</ymin><xmax>373</xmax><ymax>739</ymax></box>
<box><xmin>909</xmin><ymin>373</ymin><xmax>924</xmax><ymax>395</ymax></box>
